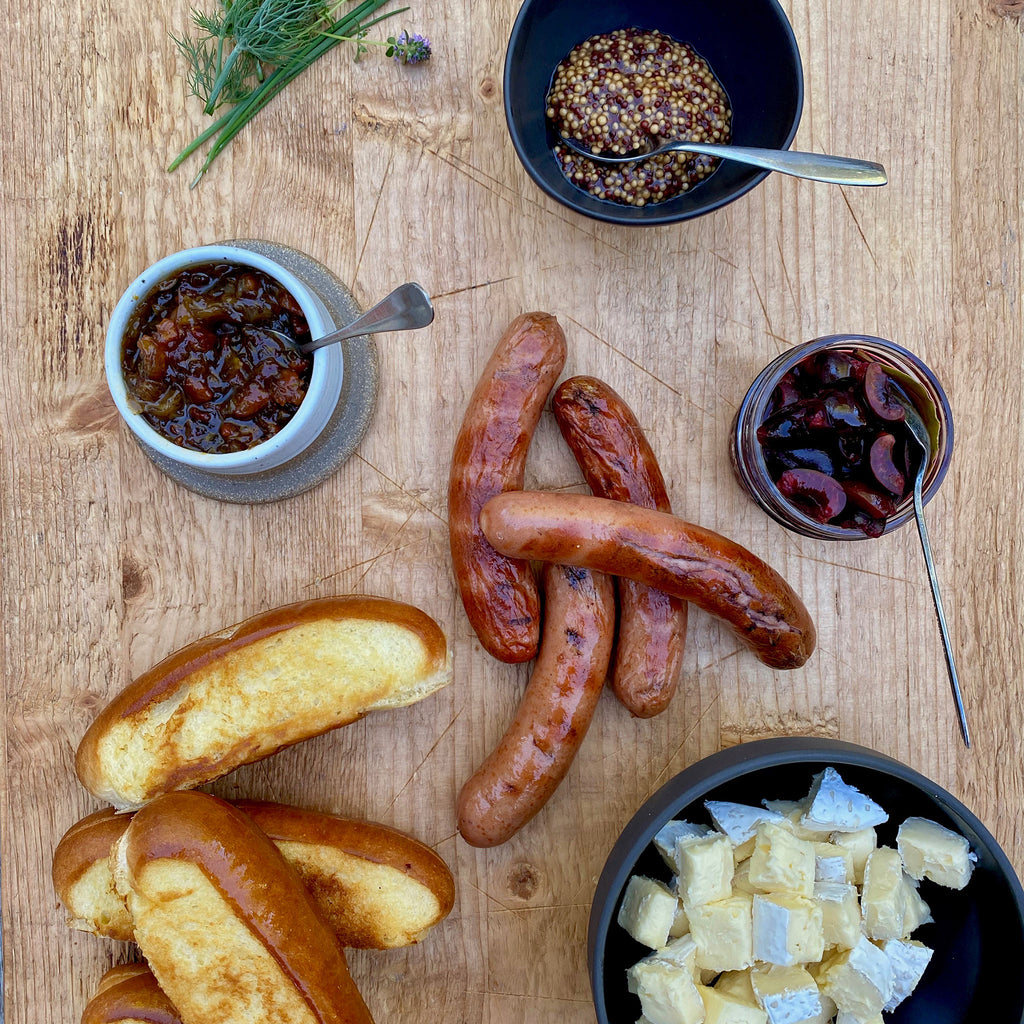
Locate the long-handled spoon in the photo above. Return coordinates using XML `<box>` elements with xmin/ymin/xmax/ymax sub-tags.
<box><xmin>267</xmin><ymin>282</ymin><xmax>434</xmax><ymax>354</ymax></box>
<box><xmin>558</xmin><ymin>136</ymin><xmax>888</xmax><ymax>187</ymax></box>
<box><xmin>898</xmin><ymin>397</ymin><xmax>971</xmax><ymax>748</ymax></box>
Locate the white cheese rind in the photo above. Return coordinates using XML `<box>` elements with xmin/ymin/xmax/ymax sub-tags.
<box><xmin>819</xmin><ymin>934</ymin><xmax>894</xmax><ymax>1018</ymax></box>
<box><xmin>800</xmin><ymin>768</ymin><xmax>888</xmax><ymax>832</ymax></box>
<box><xmin>751</xmin><ymin>893</ymin><xmax>824</xmax><ymax>966</ymax></box>
<box><xmin>705</xmin><ymin>801</ymin><xmax>785</xmax><ymax>846</ymax></box>
<box><xmin>627</xmin><ymin>956</ymin><xmax>706</xmax><ymax>1024</ymax></box>
<box><xmin>879</xmin><ymin>938</ymin><xmax>933</xmax><ymax>1011</ymax></box>
<box><xmin>750</xmin><ymin>965</ymin><xmax>822</xmax><ymax>1024</ymax></box>
<box><xmin>655</xmin><ymin>820</ymin><xmax>716</xmax><ymax>872</ymax></box>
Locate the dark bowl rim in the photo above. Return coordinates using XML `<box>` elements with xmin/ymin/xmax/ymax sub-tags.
<box><xmin>502</xmin><ymin>0</ymin><xmax>806</xmax><ymax>226</ymax></box>
<box><xmin>586</xmin><ymin>736</ymin><xmax>1024</xmax><ymax>1023</ymax></box>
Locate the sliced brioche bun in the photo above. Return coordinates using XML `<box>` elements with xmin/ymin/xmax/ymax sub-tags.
<box><xmin>111</xmin><ymin>791</ymin><xmax>374</xmax><ymax>1024</ymax></box>
<box><xmin>54</xmin><ymin>802</ymin><xmax>454</xmax><ymax>949</ymax></box>
<box><xmin>76</xmin><ymin>597</ymin><xmax>451</xmax><ymax>810</ymax></box>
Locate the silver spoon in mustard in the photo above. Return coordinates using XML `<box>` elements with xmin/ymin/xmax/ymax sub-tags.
<box><xmin>558</xmin><ymin>136</ymin><xmax>888</xmax><ymax>187</ymax></box>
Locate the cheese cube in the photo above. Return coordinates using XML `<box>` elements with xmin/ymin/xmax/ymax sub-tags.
<box><xmin>749</xmin><ymin>823</ymin><xmax>815</xmax><ymax>897</ymax></box>
<box><xmin>762</xmin><ymin>799</ymin><xmax>832</xmax><ymax>842</ymax></box>
<box><xmin>628</xmin><ymin>956</ymin><xmax>706</xmax><ymax>1024</ymax></box>
<box><xmin>750</xmin><ymin>965</ymin><xmax>822</xmax><ymax>1024</ymax></box>
<box><xmin>733</xmin><ymin>837</ymin><xmax>756</xmax><ymax>865</ymax></box>
<box><xmin>878</xmin><ymin>937</ymin><xmax>933</xmax><ymax>1011</ymax></box>
<box><xmin>677</xmin><ymin>835</ymin><xmax>735</xmax><ymax>908</ymax></box>
<box><xmin>699</xmin><ymin>984</ymin><xmax>768</xmax><ymax>1024</ymax></box>
<box><xmin>900</xmin><ymin>875</ymin><xmax>933</xmax><ymax>936</ymax></box>
<box><xmin>818</xmin><ymin>935</ymin><xmax>893</xmax><ymax>1018</ymax></box>
<box><xmin>752</xmin><ymin>894</ymin><xmax>825</xmax><ymax>966</ymax></box>
<box><xmin>897</xmin><ymin>817</ymin><xmax>976</xmax><ymax>890</ymax></box>
<box><xmin>861</xmin><ymin>848</ymin><xmax>906</xmax><ymax>940</ymax></box>
<box><xmin>655</xmin><ymin>820</ymin><xmax>716</xmax><ymax>872</ymax></box>
<box><xmin>689</xmin><ymin>894</ymin><xmax>754</xmax><ymax>972</ymax></box>
<box><xmin>731</xmin><ymin>860</ymin><xmax>765</xmax><ymax>897</ymax></box>
<box><xmin>714</xmin><ymin>970</ymin><xmax>757</xmax><ymax>1004</ymax></box>
<box><xmin>813</xmin><ymin>842</ymin><xmax>854</xmax><ymax>884</ymax></box>
<box><xmin>706</xmin><ymin>801</ymin><xmax>786</xmax><ymax>846</ymax></box>
<box><xmin>828</xmin><ymin>828</ymin><xmax>876</xmax><ymax>884</ymax></box>
<box><xmin>813</xmin><ymin>882</ymin><xmax>861</xmax><ymax>950</ymax></box>
<box><xmin>800</xmin><ymin>769</ymin><xmax>888</xmax><ymax>832</ymax></box>
<box><xmin>618</xmin><ymin>876</ymin><xmax>680</xmax><ymax>949</ymax></box>
<box><xmin>835</xmin><ymin>1012</ymin><xmax>882</xmax><ymax>1024</ymax></box>
<box><xmin>654</xmin><ymin>934</ymin><xmax>700</xmax><ymax>973</ymax></box>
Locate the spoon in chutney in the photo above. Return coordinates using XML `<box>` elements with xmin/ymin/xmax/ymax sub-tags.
<box><xmin>266</xmin><ymin>282</ymin><xmax>435</xmax><ymax>354</ymax></box>
<box><xmin>899</xmin><ymin>396</ymin><xmax>971</xmax><ymax>748</ymax></box>
<box><xmin>557</xmin><ymin>136</ymin><xmax>888</xmax><ymax>187</ymax></box>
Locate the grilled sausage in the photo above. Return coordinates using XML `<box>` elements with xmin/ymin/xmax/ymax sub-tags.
<box><xmin>457</xmin><ymin>562</ymin><xmax>616</xmax><ymax>847</ymax></box>
<box><xmin>553</xmin><ymin>376</ymin><xmax>687</xmax><ymax>717</ymax></box>
<box><xmin>448</xmin><ymin>313</ymin><xmax>567</xmax><ymax>662</ymax></box>
<box><xmin>479</xmin><ymin>492</ymin><xmax>816</xmax><ymax>670</ymax></box>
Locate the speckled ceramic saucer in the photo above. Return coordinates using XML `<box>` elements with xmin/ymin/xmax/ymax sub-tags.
<box><xmin>130</xmin><ymin>240</ymin><xmax>378</xmax><ymax>504</ymax></box>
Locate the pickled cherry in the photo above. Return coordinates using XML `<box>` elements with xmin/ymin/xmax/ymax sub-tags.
<box><xmin>756</xmin><ymin>349</ymin><xmax>920</xmax><ymax>535</ymax></box>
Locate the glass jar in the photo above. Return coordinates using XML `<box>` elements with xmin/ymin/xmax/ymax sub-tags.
<box><xmin>730</xmin><ymin>334</ymin><xmax>954</xmax><ymax>540</ymax></box>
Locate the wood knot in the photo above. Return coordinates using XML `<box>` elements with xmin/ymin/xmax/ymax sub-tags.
<box><xmin>121</xmin><ymin>553</ymin><xmax>148</xmax><ymax>601</ymax></box>
<box><xmin>478</xmin><ymin>77</ymin><xmax>498</xmax><ymax>101</ymax></box>
<box><xmin>993</xmin><ymin>0</ymin><xmax>1024</xmax><ymax>14</ymax></box>
<box><xmin>507</xmin><ymin>861</ymin><xmax>539</xmax><ymax>900</ymax></box>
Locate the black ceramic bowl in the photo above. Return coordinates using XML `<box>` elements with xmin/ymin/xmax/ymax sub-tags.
<box><xmin>588</xmin><ymin>737</ymin><xmax>1024</xmax><ymax>1023</ymax></box>
<box><xmin>503</xmin><ymin>0</ymin><xmax>803</xmax><ymax>225</ymax></box>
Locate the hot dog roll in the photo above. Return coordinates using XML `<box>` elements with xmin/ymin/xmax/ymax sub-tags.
<box><xmin>552</xmin><ymin>375</ymin><xmax>688</xmax><ymax>718</ymax></box>
<box><xmin>81</xmin><ymin>963</ymin><xmax>182</xmax><ymax>1024</ymax></box>
<box><xmin>111</xmin><ymin>791</ymin><xmax>374</xmax><ymax>1024</ymax></box>
<box><xmin>448</xmin><ymin>312</ymin><xmax>567</xmax><ymax>663</ymax></box>
<box><xmin>54</xmin><ymin>802</ymin><xmax>455</xmax><ymax>949</ymax></box>
<box><xmin>479</xmin><ymin>492</ymin><xmax>816</xmax><ymax>670</ymax></box>
<box><xmin>76</xmin><ymin>597</ymin><xmax>451</xmax><ymax>810</ymax></box>
<box><xmin>457</xmin><ymin>562</ymin><xmax>615</xmax><ymax>847</ymax></box>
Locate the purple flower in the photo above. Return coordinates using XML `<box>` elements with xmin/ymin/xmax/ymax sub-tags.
<box><xmin>387</xmin><ymin>30</ymin><xmax>431</xmax><ymax>65</ymax></box>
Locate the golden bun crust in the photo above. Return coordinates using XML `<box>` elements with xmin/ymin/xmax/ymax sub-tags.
<box><xmin>81</xmin><ymin>964</ymin><xmax>182</xmax><ymax>1024</ymax></box>
<box><xmin>111</xmin><ymin>791</ymin><xmax>374</xmax><ymax>1024</ymax></box>
<box><xmin>237</xmin><ymin>801</ymin><xmax>455</xmax><ymax>948</ymax></box>
<box><xmin>54</xmin><ymin>802</ymin><xmax>454</xmax><ymax>949</ymax></box>
<box><xmin>76</xmin><ymin>597</ymin><xmax>451</xmax><ymax>810</ymax></box>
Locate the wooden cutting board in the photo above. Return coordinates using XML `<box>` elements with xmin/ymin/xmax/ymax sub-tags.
<box><xmin>3</xmin><ymin>0</ymin><xmax>1024</xmax><ymax>1021</ymax></box>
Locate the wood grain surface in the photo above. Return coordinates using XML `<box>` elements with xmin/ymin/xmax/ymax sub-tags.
<box><xmin>3</xmin><ymin>0</ymin><xmax>1024</xmax><ymax>1021</ymax></box>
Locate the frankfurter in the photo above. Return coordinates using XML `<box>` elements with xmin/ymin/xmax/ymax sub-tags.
<box><xmin>81</xmin><ymin>963</ymin><xmax>182</xmax><ymax>1024</ymax></box>
<box><xmin>457</xmin><ymin>562</ymin><xmax>615</xmax><ymax>847</ymax></box>
<box><xmin>111</xmin><ymin>791</ymin><xmax>374</xmax><ymax>1024</ymax></box>
<box><xmin>479</xmin><ymin>492</ymin><xmax>816</xmax><ymax>670</ymax></box>
<box><xmin>75</xmin><ymin>596</ymin><xmax>452</xmax><ymax>810</ymax></box>
<box><xmin>448</xmin><ymin>312</ymin><xmax>567</xmax><ymax>662</ymax></box>
<box><xmin>53</xmin><ymin>802</ymin><xmax>455</xmax><ymax>949</ymax></box>
<box><xmin>552</xmin><ymin>376</ymin><xmax>688</xmax><ymax>718</ymax></box>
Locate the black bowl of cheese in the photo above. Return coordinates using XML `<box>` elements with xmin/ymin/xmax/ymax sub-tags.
<box><xmin>504</xmin><ymin>0</ymin><xmax>803</xmax><ymax>225</ymax></box>
<box><xmin>588</xmin><ymin>737</ymin><xmax>1024</xmax><ymax>1023</ymax></box>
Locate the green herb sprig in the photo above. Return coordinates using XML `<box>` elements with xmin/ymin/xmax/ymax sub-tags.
<box><xmin>170</xmin><ymin>0</ymin><xmax>411</xmax><ymax>186</ymax></box>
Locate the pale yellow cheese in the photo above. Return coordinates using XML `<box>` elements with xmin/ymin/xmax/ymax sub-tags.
<box><xmin>813</xmin><ymin>842</ymin><xmax>854</xmax><ymax>884</ymax></box>
<box><xmin>748</xmin><ymin>823</ymin><xmax>815</xmax><ymax>897</ymax></box>
<box><xmin>900</xmin><ymin>875</ymin><xmax>932</xmax><ymax>936</ymax></box>
<box><xmin>861</xmin><ymin>848</ymin><xmax>906</xmax><ymax>941</ymax></box>
<box><xmin>897</xmin><ymin>817</ymin><xmax>975</xmax><ymax>890</ymax></box>
<box><xmin>618</xmin><ymin>875</ymin><xmax>680</xmax><ymax>949</ymax></box>
<box><xmin>813</xmin><ymin>882</ymin><xmax>861</xmax><ymax>950</ymax></box>
<box><xmin>698</xmin><ymin>984</ymin><xmax>768</xmax><ymax>1024</ymax></box>
<box><xmin>677</xmin><ymin>835</ymin><xmax>736</xmax><ymax>908</ymax></box>
<box><xmin>818</xmin><ymin>936</ymin><xmax>893</xmax><ymax>1018</ymax></box>
<box><xmin>628</xmin><ymin>956</ymin><xmax>706</xmax><ymax>1024</ymax></box>
<box><xmin>829</xmin><ymin>828</ymin><xmax>877</xmax><ymax>885</ymax></box>
<box><xmin>750</xmin><ymin>965</ymin><xmax>823</xmax><ymax>1024</ymax></box>
<box><xmin>751</xmin><ymin>893</ymin><xmax>825</xmax><ymax>965</ymax></box>
<box><xmin>713</xmin><ymin>970</ymin><xmax>757</xmax><ymax>1004</ymax></box>
<box><xmin>688</xmin><ymin>894</ymin><xmax>754</xmax><ymax>972</ymax></box>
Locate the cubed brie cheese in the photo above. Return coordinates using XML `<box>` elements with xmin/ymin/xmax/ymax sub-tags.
<box><xmin>800</xmin><ymin>769</ymin><xmax>888</xmax><ymax>833</ymax></box>
<box><xmin>655</xmin><ymin>820</ymin><xmax>716</xmax><ymax>872</ymax></box>
<box><xmin>749</xmin><ymin>822</ymin><xmax>816</xmax><ymax>897</ymax></box>
<box><xmin>900</xmin><ymin>875</ymin><xmax>932</xmax><ymax>936</ymax></box>
<box><xmin>828</xmin><ymin>828</ymin><xmax>877</xmax><ymax>885</ymax></box>
<box><xmin>699</xmin><ymin>984</ymin><xmax>768</xmax><ymax>1024</ymax></box>
<box><xmin>813</xmin><ymin>882</ymin><xmax>861</xmax><ymax>950</ymax></box>
<box><xmin>654</xmin><ymin>934</ymin><xmax>700</xmax><ymax>974</ymax></box>
<box><xmin>619</xmin><ymin>875</ymin><xmax>681</xmax><ymax>949</ymax></box>
<box><xmin>813</xmin><ymin>842</ymin><xmax>854</xmax><ymax>884</ymax></box>
<box><xmin>714</xmin><ymin>970</ymin><xmax>758</xmax><ymax>1004</ymax></box>
<box><xmin>750</xmin><ymin>965</ymin><xmax>822</xmax><ymax>1024</ymax></box>
<box><xmin>689</xmin><ymin>894</ymin><xmax>755</xmax><ymax>972</ymax></box>
<box><xmin>818</xmin><ymin>935</ymin><xmax>893</xmax><ymax>1018</ymax></box>
<box><xmin>861</xmin><ymin>848</ymin><xmax>906</xmax><ymax>941</ymax></box>
<box><xmin>706</xmin><ymin>801</ymin><xmax>786</xmax><ymax>846</ymax></box>
<box><xmin>878</xmin><ymin>938</ymin><xmax>933</xmax><ymax>1011</ymax></box>
<box><xmin>752</xmin><ymin>893</ymin><xmax>825</xmax><ymax>966</ymax></box>
<box><xmin>677</xmin><ymin>835</ymin><xmax>735</xmax><ymax>908</ymax></box>
<box><xmin>897</xmin><ymin>817</ymin><xmax>976</xmax><ymax>890</ymax></box>
<box><xmin>628</xmin><ymin>956</ymin><xmax>706</xmax><ymax>1024</ymax></box>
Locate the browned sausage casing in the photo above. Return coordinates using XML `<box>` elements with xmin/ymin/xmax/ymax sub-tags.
<box><xmin>479</xmin><ymin>492</ymin><xmax>816</xmax><ymax>670</ymax></box>
<box><xmin>553</xmin><ymin>375</ymin><xmax>688</xmax><ymax>718</ymax></box>
<box><xmin>457</xmin><ymin>562</ymin><xmax>615</xmax><ymax>847</ymax></box>
<box><xmin>448</xmin><ymin>313</ymin><xmax>568</xmax><ymax>663</ymax></box>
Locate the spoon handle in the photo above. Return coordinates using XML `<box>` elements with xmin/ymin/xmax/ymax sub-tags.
<box><xmin>300</xmin><ymin>282</ymin><xmax>435</xmax><ymax>354</ymax></box>
<box><xmin>656</xmin><ymin>142</ymin><xmax>888</xmax><ymax>186</ymax></box>
<box><xmin>911</xmin><ymin>478</ymin><xmax>971</xmax><ymax>748</ymax></box>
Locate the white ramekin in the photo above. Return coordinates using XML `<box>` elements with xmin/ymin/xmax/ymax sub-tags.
<box><xmin>105</xmin><ymin>244</ymin><xmax>343</xmax><ymax>476</ymax></box>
